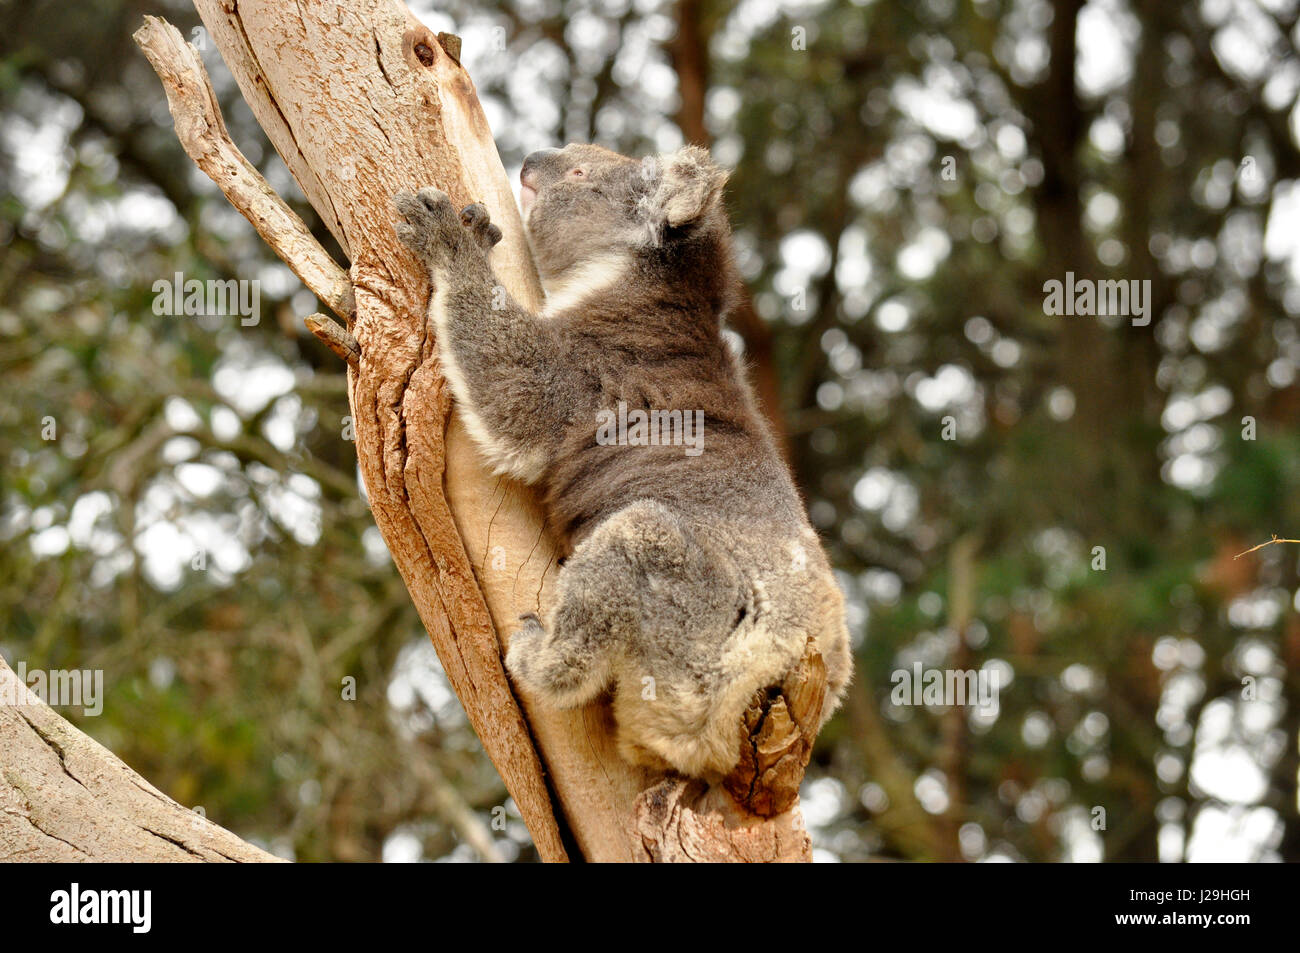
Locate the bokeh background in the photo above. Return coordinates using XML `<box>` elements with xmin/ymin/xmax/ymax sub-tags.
<box><xmin>3</xmin><ymin>0</ymin><xmax>1299</xmax><ymax>862</ymax></box>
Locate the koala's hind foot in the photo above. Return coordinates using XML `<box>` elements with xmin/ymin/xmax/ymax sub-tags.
<box><xmin>505</xmin><ymin>513</ymin><xmax>662</xmax><ymax>708</ymax></box>
<box><xmin>505</xmin><ymin>610</ymin><xmax>615</xmax><ymax>709</ymax></box>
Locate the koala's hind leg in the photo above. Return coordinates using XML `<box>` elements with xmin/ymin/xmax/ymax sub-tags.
<box><xmin>503</xmin><ymin>612</ymin><xmax>611</xmax><ymax>709</ymax></box>
<box><xmin>505</xmin><ymin>500</ymin><xmax>692</xmax><ymax>709</ymax></box>
<box><xmin>394</xmin><ymin>190</ymin><xmax>576</xmax><ymax>483</ymax></box>
<box><xmin>505</xmin><ymin>537</ymin><xmax>641</xmax><ymax>708</ymax></box>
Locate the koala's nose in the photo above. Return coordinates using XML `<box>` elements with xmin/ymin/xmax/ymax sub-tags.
<box><xmin>521</xmin><ymin>148</ymin><xmax>560</xmax><ymax>189</ymax></box>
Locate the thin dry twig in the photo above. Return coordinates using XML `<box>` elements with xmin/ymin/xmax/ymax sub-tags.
<box><xmin>1234</xmin><ymin>534</ymin><xmax>1300</xmax><ymax>559</ymax></box>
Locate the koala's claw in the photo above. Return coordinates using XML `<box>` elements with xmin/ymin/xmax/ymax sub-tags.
<box><xmin>419</xmin><ymin>187</ymin><xmax>452</xmax><ymax>212</ymax></box>
<box><xmin>394</xmin><ymin>187</ymin><xmax>455</xmax><ymax>222</ymax></box>
<box><xmin>460</xmin><ymin>203</ymin><xmax>503</xmax><ymax>250</ymax></box>
<box><xmin>459</xmin><ymin>202</ymin><xmax>487</xmax><ymax>228</ymax></box>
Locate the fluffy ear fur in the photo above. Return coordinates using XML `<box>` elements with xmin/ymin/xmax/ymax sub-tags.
<box><xmin>643</xmin><ymin>146</ymin><xmax>728</xmax><ymax>234</ymax></box>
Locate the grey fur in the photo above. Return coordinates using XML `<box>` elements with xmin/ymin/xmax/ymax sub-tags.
<box><xmin>394</xmin><ymin>144</ymin><xmax>851</xmax><ymax>779</ymax></box>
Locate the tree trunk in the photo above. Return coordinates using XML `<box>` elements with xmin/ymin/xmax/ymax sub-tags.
<box><xmin>0</xmin><ymin>656</ymin><xmax>279</xmax><ymax>861</ymax></box>
<box><xmin>38</xmin><ymin>0</ymin><xmax>821</xmax><ymax>863</ymax></box>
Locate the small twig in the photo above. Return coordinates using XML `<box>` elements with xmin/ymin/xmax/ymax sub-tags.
<box><xmin>303</xmin><ymin>313</ymin><xmax>361</xmax><ymax>367</ymax></box>
<box><xmin>133</xmin><ymin>17</ymin><xmax>355</xmax><ymax>324</ymax></box>
<box><xmin>1234</xmin><ymin>535</ymin><xmax>1300</xmax><ymax>559</ymax></box>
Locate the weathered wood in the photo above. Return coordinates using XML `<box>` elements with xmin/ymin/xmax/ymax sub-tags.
<box><xmin>632</xmin><ymin>778</ymin><xmax>814</xmax><ymax>863</ymax></box>
<box><xmin>0</xmin><ymin>656</ymin><xmax>279</xmax><ymax>862</ymax></box>
<box><xmin>724</xmin><ymin>639</ymin><xmax>827</xmax><ymax>817</ymax></box>
<box><xmin>134</xmin><ymin>19</ymin><xmax>354</xmax><ymax>323</ymax></box>
<box><xmin>304</xmin><ymin>312</ymin><xmax>361</xmax><ymax>366</ymax></box>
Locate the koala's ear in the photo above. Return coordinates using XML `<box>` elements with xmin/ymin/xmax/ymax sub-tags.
<box><xmin>643</xmin><ymin>146</ymin><xmax>728</xmax><ymax>232</ymax></box>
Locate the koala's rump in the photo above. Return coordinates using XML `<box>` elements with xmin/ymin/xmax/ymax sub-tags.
<box><xmin>561</xmin><ymin>500</ymin><xmax>834</xmax><ymax>777</ymax></box>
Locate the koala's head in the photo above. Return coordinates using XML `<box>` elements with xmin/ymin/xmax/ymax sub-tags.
<box><xmin>519</xmin><ymin>143</ymin><xmax>729</xmax><ymax>290</ymax></box>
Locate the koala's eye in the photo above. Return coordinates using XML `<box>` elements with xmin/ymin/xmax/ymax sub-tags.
<box><xmin>567</xmin><ymin>168</ymin><xmax>586</xmax><ymax>179</ymax></box>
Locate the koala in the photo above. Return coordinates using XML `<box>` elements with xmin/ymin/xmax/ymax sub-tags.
<box><xmin>394</xmin><ymin>143</ymin><xmax>851</xmax><ymax>779</ymax></box>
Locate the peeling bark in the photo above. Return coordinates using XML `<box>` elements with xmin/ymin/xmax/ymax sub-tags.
<box><xmin>723</xmin><ymin>639</ymin><xmax>827</xmax><ymax>817</ymax></box>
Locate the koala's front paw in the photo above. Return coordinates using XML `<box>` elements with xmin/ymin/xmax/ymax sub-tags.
<box><xmin>394</xmin><ymin>187</ymin><xmax>472</xmax><ymax>271</ymax></box>
<box><xmin>459</xmin><ymin>203</ymin><xmax>503</xmax><ymax>251</ymax></box>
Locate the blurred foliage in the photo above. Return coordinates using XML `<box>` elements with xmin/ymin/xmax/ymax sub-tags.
<box><xmin>2</xmin><ymin>0</ymin><xmax>1299</xmax><ymax>861</ymax></box>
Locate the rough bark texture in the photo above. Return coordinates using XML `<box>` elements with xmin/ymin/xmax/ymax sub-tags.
<box><xmin>123</xmin><ymin>0</ymin><xmax>823</xmax><ymax>862</ymax></box>
<box><xmin>0</xmin><ymin>656</ymin><xmax>279</xmax><ymax>862</ymax></box>
<box><xmin>633</xmin><ymin>779</ymin><xmax>813</xmax><ymax>862</ymax></box>
<box><xmin>723</xmin><ymin>639</ymin><xmax>827</xmax><ymax>818</ymax></box>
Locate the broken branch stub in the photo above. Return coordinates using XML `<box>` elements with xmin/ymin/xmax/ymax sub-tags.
<box><xmin>724</xmin><ymin>639</ymin><xmax>828</xmax><ymax>817</ymax></box>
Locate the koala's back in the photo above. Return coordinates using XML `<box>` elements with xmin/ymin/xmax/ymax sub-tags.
<box><xmin>539</xmin><ymin>288</ymin><xmax>805</xmax><ymax>553</ymax></box>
